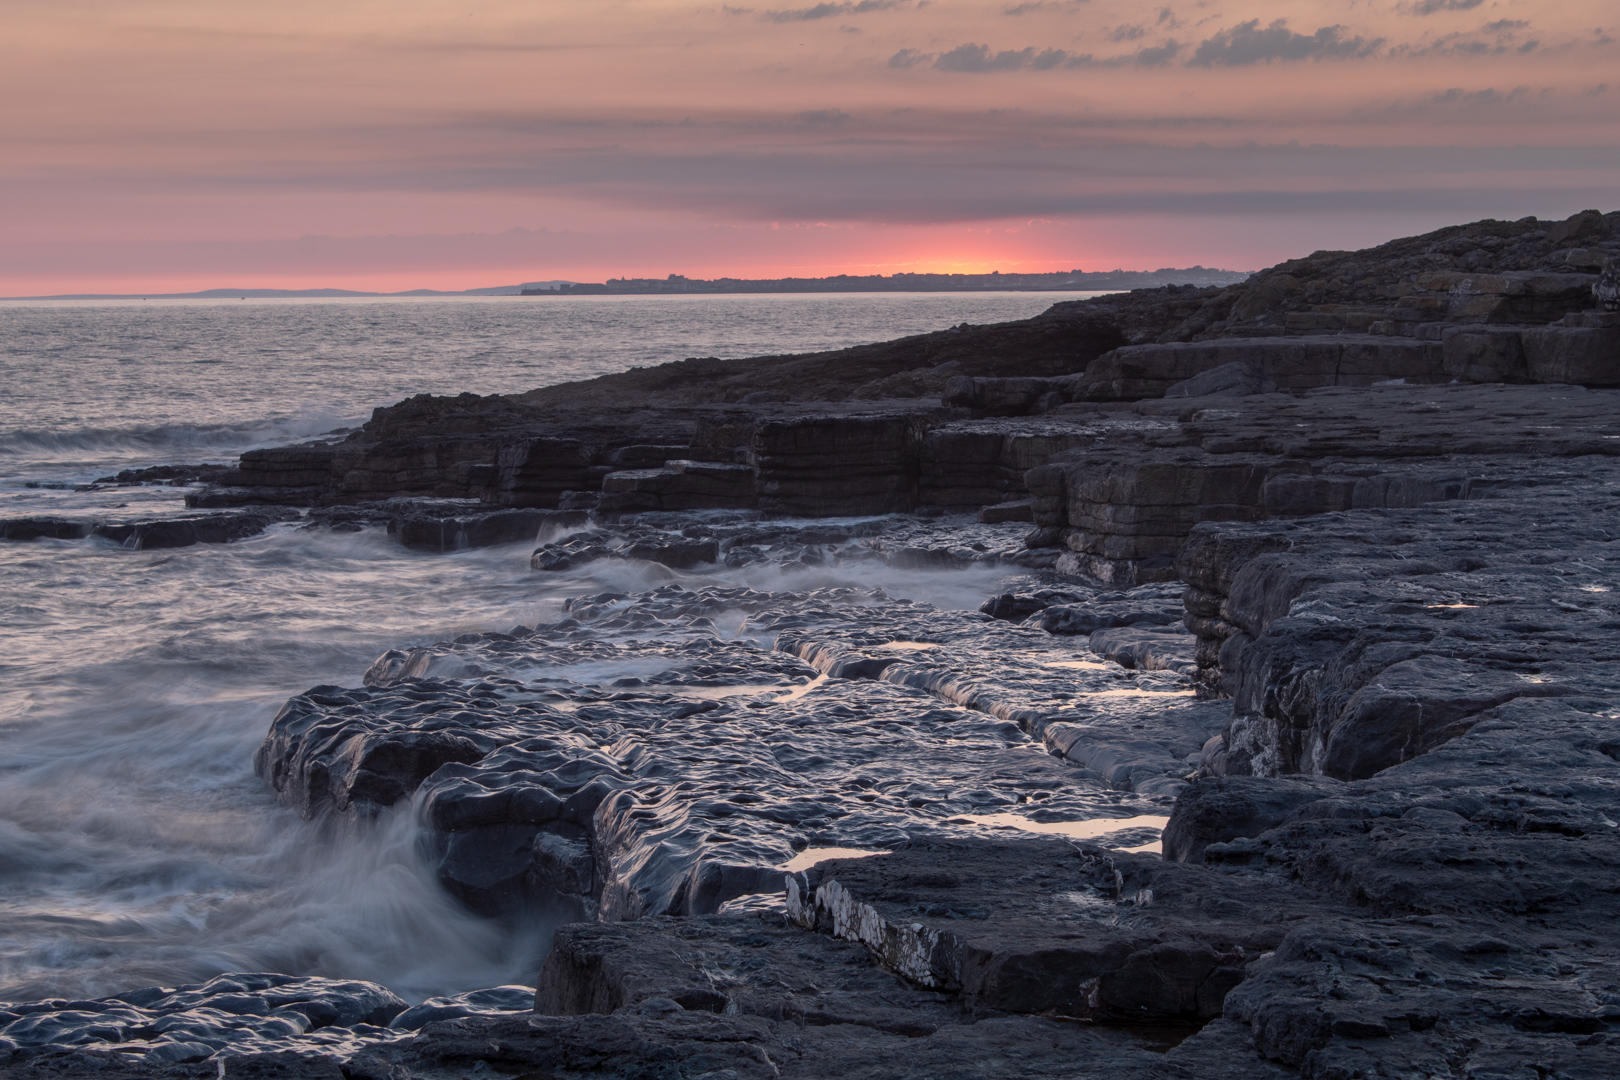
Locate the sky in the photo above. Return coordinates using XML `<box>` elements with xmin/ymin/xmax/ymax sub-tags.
<box><xmin>2</xmin><ymin>0</ymin><xmax>1616</xmax><ymax>294</ymax></box>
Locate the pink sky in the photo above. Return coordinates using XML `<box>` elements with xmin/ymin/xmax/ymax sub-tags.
<box><xmin>3</xmin><ymin>0</ymin><xmax>1616</xmax><ymax>295</ymax></box>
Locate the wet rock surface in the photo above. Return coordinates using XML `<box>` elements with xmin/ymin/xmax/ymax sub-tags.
<box><xmin>257</xmin><ymin>524</ymin><xmax>1221</xmax><ymax>925</ymax></box>
<box><xmin>0</xmin><ymin>973</ymin><xmax>416</xmax><ymax>1067</ymax></box>
<box><xmin>527</xmin><ymin>512</ymin><xmax>1056</xmax><ymax>575</ymax></box>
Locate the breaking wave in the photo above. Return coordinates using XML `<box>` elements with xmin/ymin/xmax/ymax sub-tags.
<box><xmin>0</xmin><ymin>414</ymin><xmax>359</xmax><ymax>459</ymax></box>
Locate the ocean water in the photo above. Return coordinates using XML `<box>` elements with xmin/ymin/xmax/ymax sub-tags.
<box><xmin>0</xmin><ymin>293</ymin><xmax>1104</xmax><ymax>489</ymax></box>
<box><xmin>0</xmin><ymin>292</ymin><xmax>1101</xmax><ymax>1003</ymax></box>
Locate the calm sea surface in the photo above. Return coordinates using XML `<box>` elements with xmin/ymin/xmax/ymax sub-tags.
<box><xmin>0</xmin><ymin>293</ymin><xmax>1101</xmax><ymax>1002</ymax></box>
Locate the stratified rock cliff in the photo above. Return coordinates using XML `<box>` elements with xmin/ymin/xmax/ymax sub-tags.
<box><xmin>177</xmin><ymin>210</ymin><xmax>1618</xmax><ymax>533</ymax></box>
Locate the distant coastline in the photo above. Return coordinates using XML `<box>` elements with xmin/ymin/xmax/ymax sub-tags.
<box><xmin>521</xmin><ymin>267</ymin><xmax>1250</xmax><ymax>295</ymax></box>
<box><xmin>4</xmin><ymin>267</ymin><xmax>1251</xmax><ymax>302</ymax></box>
<box><xmin>0</xmin><ymin>283</ymin><xmax>574</xmax><ymax>302</ymax></box>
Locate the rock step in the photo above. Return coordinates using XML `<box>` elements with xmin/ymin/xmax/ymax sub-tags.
<box><xmin>784</xmin><ymin>838</ymin><xmax>1324</xmax><ymax>1020</ymax></box>
<box><xmin>1</xmin><ymin>510</ymin><xmax>300</xmax><ymax>548</ymax></box>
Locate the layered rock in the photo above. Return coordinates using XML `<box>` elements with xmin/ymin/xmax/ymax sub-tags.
<box><xmin>1024</xmin><ymin>383</ymin><xmax>1620</xmax><ymax>585</ymax></box>
<box><xmin>1175</xmin><ymin>459</ymin><xmax>1620</xmax><ymax>779</ymax></box>
<box><xmin>750</xmin><ymin>413</ymin><xmax>933</xmax><ymax>516</ymax></box>
<box><xmin>1142</xmin><ymin>695</ymin><xmax>1620</xmax><ymax>1074</ymax></box>
<box><xmin>2</xmin><ymin>510</ymin><xmax>300</xmax><ymax>549</ymax></box>
<box><xmin>180</xmin><ymin>211</ymin><xmax>1616</xmax><ymax>530</ymax></box>
<box><xmin>596</xmin><ymin>460</ymin><xmax>756</xmax><ymax>514</ymax></box>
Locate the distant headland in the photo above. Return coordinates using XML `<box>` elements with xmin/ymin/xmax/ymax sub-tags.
<box><xmin>6</xmin><ymin>268</ymin><xmax>1250</xmax><ymax>302</ymax></box>
<box><xmin>520</xmin><ymin>267</ymin><xmax>1251</xmax><ymax>295</ymax></box>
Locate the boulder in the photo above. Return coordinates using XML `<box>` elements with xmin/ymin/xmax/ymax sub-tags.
<box><xmin>977</xmin><ymin>500</ymin><xmax>1034</xmax><ymax>524</ymax></box>
<box><xmin>1038</xmin><ymin>604</ymin><xmax>1182</xmax><ymax>636</ymax></box>
<box><xmin>622</xmin><ymin>536</ymin><xmax>720</xmax><ymax>569</ymax></box>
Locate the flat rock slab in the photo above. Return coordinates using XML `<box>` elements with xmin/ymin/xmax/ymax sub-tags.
<box><xmin>256</xmin><ymin>576</ymin><xmax>1187</xmax><ymax>923</ymax></box>
<box><xmin>536</xmin><ymin>913</ymin><xmax>966</xmax><ymax>1033</ymax></box>
<box><xmin>771</xmin><ymin>583</ymin><xmax>1221</xmax><ymax>796</ymax></box>
<box><xmin>2</xmin><ymin>510</ymin><xmax>299</xmax><ymax>548</ymax></box>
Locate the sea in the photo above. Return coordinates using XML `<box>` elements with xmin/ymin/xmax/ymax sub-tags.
<box><xmin>0</xmin><ymin>292</ymin><xmax>1105</xmax><ymax>1004</ymax></box>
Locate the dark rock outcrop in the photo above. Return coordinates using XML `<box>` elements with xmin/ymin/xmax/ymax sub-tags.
<box><xmin>181</xmin><ymin>210</ymin><xmax>1617</xmax><ymax>528</ymax></box>
<box><xmin>1176</xmin><ymin>459</ymin><xmax>1620</xmax><ymax>779</ymax></box>
<box><xmin>388</xmin><ymin>507</ymin><xmax>587</xmax><ymax>552</ymax></box>
<box><xmin>0</xmin><ymin>518</ymin><xmax>93</xmax><ymax>542</ymax></box>
<box><xmin>1026</xmin><ymin>383</ymin><xmax>1620</xmax><ymax>585</ymax></box>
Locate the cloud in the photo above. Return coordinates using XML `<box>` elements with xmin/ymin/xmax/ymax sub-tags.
<box><xmin>794</xmin><ymin>108</ymin><xmax>850</xmax><ymax>125</ymax></box>
<box><xmin>933</xmin><ymin>43</ymin><xmax>1172</xmax><ymax>72</ymax></box>
<box><xmin>1399</xmin><ymin>0</ymin><xmax>1484</xmax><ymax>14</ymax></box>
<box><xmin>761</xmin><ymin>0</ymin><xmax>903</xmax><ymax>22</ymax></box>
<box><xmin>1002</xmin><ymin>0</ymin><xmax>1091</xmax><ymax>12</ymax></box>
<box><xmin>1111</xmin><ymin>24</ymin><xmax>1148</xmax><ymax>42</ymax></box>
<box><xmin>1388</xmin><ymin>19</ymin><xmax>1537</xmax><ymax>59</ymax></box>
<box><xmin>935</xmin><ymin>43</ymin><xmax>1044</xmax><ymax>71</ymax></box>
<box><xmin>1429</xmin><ymin>86</ymin><xmax>1529</xmax><ymax>107</ymax></box>
<box><xmin>1190</xmin><ymin>20</ymin><xmax>1382</xmax><ymax>66</ymax></box>
<box><xmin>906</xmin><ymin>38</ymin><xmax>1179</xmax><ymax>71</ymax></box>
<box><xmin>1133</xmin><ymin>39</ymin><xmax>1183</xmax><ymax>66</ymax></box>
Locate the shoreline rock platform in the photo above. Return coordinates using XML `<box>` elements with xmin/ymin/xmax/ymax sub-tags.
<box><xmin>5</xmin><ymin>211</ymin><xmax>1620</xmax><ymax>1079</ymax></box>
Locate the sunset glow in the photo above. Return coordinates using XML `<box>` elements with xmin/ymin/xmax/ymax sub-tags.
<box><xmin>3</xmin><ymin>0</ymin><xmax>1617</xmax><ymax>294</ymax></box>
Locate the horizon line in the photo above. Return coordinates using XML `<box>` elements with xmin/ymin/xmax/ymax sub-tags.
<box><xmin>0</xmin><ymin>264</ymin><xmax>1256</xmax><ymax>302</ymax></box>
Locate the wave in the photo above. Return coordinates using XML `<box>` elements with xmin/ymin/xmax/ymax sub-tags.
<box><xmin>0</xmin><ymin>413</ymin><xmax>362</xmax><ymax>460</ymax></box>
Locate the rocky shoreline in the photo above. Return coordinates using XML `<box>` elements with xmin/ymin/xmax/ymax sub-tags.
<box><xmin>4</xmin><ymin>211</ymin><xmax>1620</xmax><ymax>1079</ymax></box>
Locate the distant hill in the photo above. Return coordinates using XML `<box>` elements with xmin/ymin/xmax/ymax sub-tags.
<box><xmin>520</xmin><ymin>268</ymin><xmax>1251</xmax><ymax>295</ymax></box>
